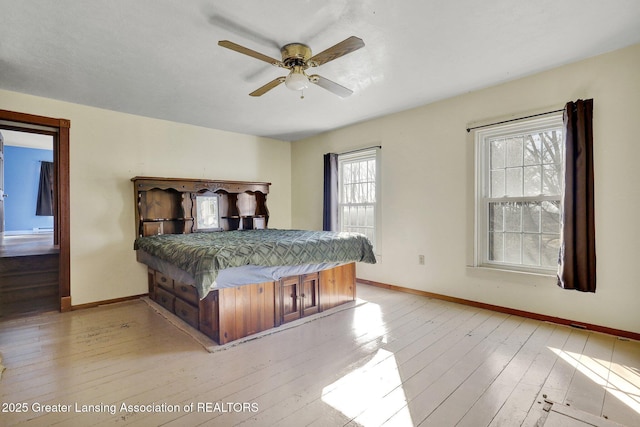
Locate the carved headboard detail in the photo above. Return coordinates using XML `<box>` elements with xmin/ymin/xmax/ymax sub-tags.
<box><xmin>132</xmin><ymin>176</ymin><xmax>270</xmax><ymax>237</ymax></box>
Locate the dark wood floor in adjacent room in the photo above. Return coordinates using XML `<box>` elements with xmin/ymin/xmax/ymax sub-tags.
<box><xmin>0</xmin><ymin>232</ymin><xmax>58</xmax><ymax>319</ymax></box>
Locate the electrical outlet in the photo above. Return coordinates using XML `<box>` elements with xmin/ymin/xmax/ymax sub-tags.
<box><xmin>418</xmin><ymin>254</ymin><xmax>425</xmax><ymax>265</ymax></box>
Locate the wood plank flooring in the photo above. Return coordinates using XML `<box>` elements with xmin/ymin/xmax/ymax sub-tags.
<box><xmin>0</xmin><ymin>232</ymin><xmax>57</xmax><ymax>258</ymax></box>
<box><xmin>0</xmin><ymin>284</ymin><xmax>638</xmax><ymax>426</ymax></box>
<box><xmin>0</xmin><ymin>231</ymin><xmax>59</xmax><ymax>318</ymax></box>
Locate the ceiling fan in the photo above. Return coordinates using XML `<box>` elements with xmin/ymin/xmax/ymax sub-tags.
<box><xmin>218</xmin><ymin>36</ymin><xmax>365</xmax><ymax>98</ymax></box>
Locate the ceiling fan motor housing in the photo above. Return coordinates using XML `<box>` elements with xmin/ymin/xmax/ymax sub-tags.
<box><xmin>281</xmin><ymin>43</ymin><xmax>312</xmax><ymax>68</ymax></box>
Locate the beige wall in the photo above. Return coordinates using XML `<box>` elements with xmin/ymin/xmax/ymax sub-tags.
<box><xmin>2</xmin><ymin>43</ymin><xmax>638</xmax><ymax>333</ymax></box>
<box><xmin>291</xmin><ymin>43</ymin><xmax>640</xmax><ymax>333</ymax></box>
<box><xmin>0</xmin><ymin>90</ymin><xmax>292</xmax><ymax>305</ymax></box>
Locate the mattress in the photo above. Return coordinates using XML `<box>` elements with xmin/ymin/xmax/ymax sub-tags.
<box><xmin>134</xmin><ymin>229</ymin><xmax>376</xmax><ymax>298</ymax></box>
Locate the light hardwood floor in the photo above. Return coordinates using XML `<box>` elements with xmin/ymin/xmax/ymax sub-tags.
<box><xmin>0</xmin><ymin>284</ymin><xmax>638</xmax><ymax>426</ymax></box>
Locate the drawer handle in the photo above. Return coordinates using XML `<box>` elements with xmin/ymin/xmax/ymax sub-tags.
<box><xmin>161</xmin><ymin>297</ymin><xmax>167</xmax><ymax>303</ymax></box>
<box><xmin>180</xmin><ymin>309</ymin><xmax>187</xmax><ymax>316</ymax></box>
<box><xmin>180</xmin><ymin>286</ymin><xmax>188</xmax><ymax>292</ymax></box>
<box><xmin>161</xmin><ymin>277</ymin><xmax>167</xmax><ymax>283</ymax></box>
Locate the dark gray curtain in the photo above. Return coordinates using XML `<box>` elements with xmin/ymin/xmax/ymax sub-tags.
<box><xmin>323</xmin><ymin>153</ymin><xmax>338</xmax><ymax>231</ymax></box>
<box><xmin>557</xmin><ymin>99</ymin><xmax>596</xmax><ymax>292</ymax></box>
<box><xmin>36</xmin><ymin>161</ymin><xmax>54</xmax><ymax>216</ymax></box>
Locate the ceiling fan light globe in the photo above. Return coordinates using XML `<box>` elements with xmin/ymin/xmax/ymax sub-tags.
<box><xmin>284</xmin><ymin>72</ymin><xmax>309</xmax><ymax>91</ymax></box>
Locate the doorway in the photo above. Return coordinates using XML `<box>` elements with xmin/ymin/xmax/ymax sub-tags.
<box><xmin>1</xmin><ymin>130</ymin><xmax>55</xmax><ymax>249</ymax></box>
<box><xmin>0</xmin><ymin>130</ymin><xmax>57</xmax><ymax>316</ymax></box>
<box><xmin>0</xmin><ymin>109</ymin><xmax>70</xmax><ymax>317</ymax></box>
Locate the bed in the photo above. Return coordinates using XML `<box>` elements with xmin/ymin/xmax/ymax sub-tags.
<box><xmin>132</xmin><ymin>176</ymin><xmax>376</xmax><ymax>344</ymax></box>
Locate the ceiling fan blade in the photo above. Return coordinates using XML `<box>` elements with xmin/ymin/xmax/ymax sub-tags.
<box><xmin>309</xmin><ymin>75</ymin><xmax>353</xmax><ymax>98</ymax></box>
<box><xmin>249</xmin><ymin>77</ymin><xmax>285</xmax><ymax>96</ymax></box>
<box><xmin>218</xmin><ymin>40</ymin><xmax>283</xmax><ymax>66</ymax></box>
<box><xmin>308</xmin><ymin>36</ymin><xmax>365</xmax><ymax>67</ymax></box>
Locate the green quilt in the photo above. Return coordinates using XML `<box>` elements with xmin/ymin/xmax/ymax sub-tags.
<box><xmin>134</xmin><ymin>229</ymin><xmax>376</xmax><ymax>298</ymax></box>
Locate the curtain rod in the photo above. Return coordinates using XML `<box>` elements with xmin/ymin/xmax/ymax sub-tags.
<box><xmin>466</xmin><ymin>109</ymin><xmax>563</xmax><ymax>133</ymax></box>
<box><xmin>339</xmin><ymin>145</ymin><xmax>382</xmax><ymax>155</ymax></box>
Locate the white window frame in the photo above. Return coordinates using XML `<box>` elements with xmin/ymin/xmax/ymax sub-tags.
<box><xmin>337</xmin><ymin>147</ymin><xmax>381</xmax><ymax>253</ymax></box>
<box><xmin>474</xmin><ymin>114</ymin><xmax>564</xmax><ymax>275</ymax></box>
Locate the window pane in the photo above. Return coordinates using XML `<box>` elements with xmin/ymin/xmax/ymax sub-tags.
<box><xmin>541</xmin><ymin>234</ymin><xmax>561</xmax><ymax>267</ymax></box>
<box><xmin>506</xmin><ymin>168</ymin><xmax>523</xmax><ymax>197</ymax></box>
<box><xmin>543</xmin><ymin>164</ymin><xmax>563</xmax><ymax>195</ymax></box>
<box><xmin>368</xmin><ymin>160</ymin><xmax>375</xmax><ymax>182</ymax></box>
<box><xmin>343</xmin><ymin>163</ymin><xmax>352</xmax><ymax>184</ymax></box>
<box><xmin>489</xmin><ymin>203</ymin><xmax>504</xmax><ymax>232</ymax></box>
<box><xmin>524</xmin><ymin>134</ymin><xmax>542</xmax><ymax>166</ymax></box>
<box><xmin>343</xmin><ymin>206</ymin><xmax>352</xmax><ymax>226</ymax></box>
<box><xmin>504</xmin><ymin>233</ymin><xmax>522</xmax><ymax>263</ymax></box>
<box><xmin>489</xmin><ymin>232</ymin><xmax>504</xmax><ymax>262</ymax></box>
<box><xmin>350</xmin><ymin>163</ymin><xmax>358</xmax><ymax>187</ymax></box>
<box><xmin>341</xmin><ymin>159</ymin><xmax>376</xmax><ymax>203</ymax></box>
<box><xmin>504</xmin><ymin>203</ymin><xmax>522</xmax><ymax>232</ymax></box>
<box><xmin>506</xmin><ymin>137</ymin><xmax>523</xmax><ymax>167</ymax></box>
<box><xmin>524</xmin><ymin>165</ymin><xmax>541</xmax><ymax>196</ymax></box>
<box><xmin>523</xmin><ymin>234</ymin><xmax>540</xmax><ymax>266</ymax></box>
<box><xmin>541</xmin><ymin>201</ymin><xmax>561</xmax><ymax>233</ymax></box>
<box><xmin>491</xmin><ymin>170</ymin><xmax>505</xmax><ymax>198</ymax></box>
<box><xmin>354</xmin><ymin>183</ymin><xmax>363</xmax><ymax>203</ymax></box>
<box><xmin>522</xmin><ymin>202</ymin><xmax>540</xmax><ymax>233</ymax></box>
<box><xmin>357</xmin><ymin>206</ymin><xmax>365</xmax><ymax>226</ymax></box>
<box><xmin>491</xmin><ymin>139</ymin><xmax>505</xmax><ymax>169</ymax></box>
<box><xmin>542</xmin><ymin>130</ymin><xmax>563</xmax><ymax>164</ymax></box>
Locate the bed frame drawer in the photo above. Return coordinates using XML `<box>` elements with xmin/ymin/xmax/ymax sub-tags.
<box><xmin>144</xmin><ymin>263</ymin><xmax>356</xmax><ymax>346</ymax></box>
<box><xmin>175</xmin><ymin>298</ymin><xmax>199</xmax><ymax>329</ymax></box>
<box><xmin>155</xmin><ymin>271</ymin><xmax>174</xmax><ymax>291</ymax></box>
<box><xmin>154</xmin><ymin>286</ymin><xmax>175</xmax><ymax>312</ymax></box>
<box><xmin>174</xmin><ymin>281</ymin><xmax>198</xmax><ymax>305</ymax></box>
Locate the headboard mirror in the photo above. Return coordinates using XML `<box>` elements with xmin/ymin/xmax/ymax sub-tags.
<box><xmin>193</xmin><ymin>192</ymin><xmax>221</xmax><ymax>232</ymax></box>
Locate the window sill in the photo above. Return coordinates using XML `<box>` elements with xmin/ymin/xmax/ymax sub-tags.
<box><xmin>467</xmin><ymin>265</ymin><xmax>556</xmax><ymax>278</ymax></box>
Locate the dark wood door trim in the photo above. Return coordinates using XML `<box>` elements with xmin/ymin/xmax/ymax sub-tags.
<box><xmin>0</xmin><ymin>109</ymin><xmax>71</xmax><ymax>311</ymax></box>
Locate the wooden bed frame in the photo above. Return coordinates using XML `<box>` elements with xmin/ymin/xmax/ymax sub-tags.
<box><xmin>132</xmin><ymin>176</ymin><xmax>356</xmax><ymax>345</ymax></box>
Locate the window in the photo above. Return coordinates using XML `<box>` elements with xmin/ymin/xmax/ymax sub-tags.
<box><xmin>338</xmin><ymin>148</ymin><xmax>380</xmax><ymax>250</ymax></box>
<box><xmin>475</xmin><ymin>114</ymin><xmax>564</xmax><ymax>273</ymax></box>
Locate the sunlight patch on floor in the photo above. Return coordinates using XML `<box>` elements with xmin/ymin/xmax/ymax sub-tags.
<box><xmin>351</xmin><ymin>301</ymin><xmax>388</xmax><ymax>344</ymax></box>
<box><xmin>321</xmin><ymin>348</ymin><xmax>413</xmax><ymax>426</ymax></box>
<box><xmin>549</xmin><ymin>347</ymin><xmax>640</xmax><ymax>414</ymax></box>
<box><xmin>319</xmin><ymin>300</ymin><xmax>412</xmax><ymax>424</ymax></box>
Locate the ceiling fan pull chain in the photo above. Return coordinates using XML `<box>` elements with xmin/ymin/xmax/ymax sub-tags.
<box><xmin>300</xmin><ymin>90</ymin><xmax>305</xmax><ymax>100</ymax></box>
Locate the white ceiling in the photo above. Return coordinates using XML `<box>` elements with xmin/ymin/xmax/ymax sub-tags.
<box><xmin>1</xmin><ymin>1</ymin><xmax>639</xmax><ymax>141</ymax></box>
<box><xmin>1</xmin><ymin>129</ymin><xmax>53</xmax><ymax>150</ymax></box>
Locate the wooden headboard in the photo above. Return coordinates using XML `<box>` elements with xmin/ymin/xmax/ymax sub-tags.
<box><xmin>131</xmin><ymin>176</ymin><xmax>270</xmax><ymax>237</ymax></box>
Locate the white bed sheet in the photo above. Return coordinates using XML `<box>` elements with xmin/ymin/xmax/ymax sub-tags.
<box><xmin>136</xmin><ymin>249</ymin><xmax>344</xmax><ymax>292</ymax></box>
